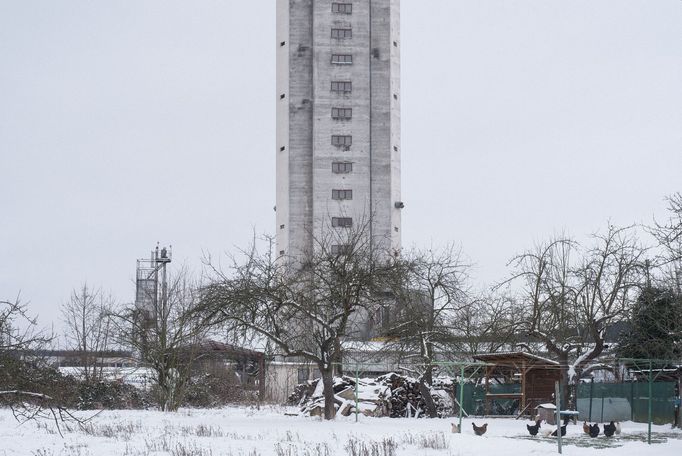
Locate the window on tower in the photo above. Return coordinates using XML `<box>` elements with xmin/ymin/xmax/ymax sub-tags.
<box><xmin>331</xmin><ymin>244</ymin><xmax>352</xmax><ymax>255</ymax></box>
<box><xmin>332</xmin><ymin>3</ymin><xmax>352</xmax><ymax>14</ymax></box>
<box><xmin>332</xmin><ymin>162</ymin><xmax>353</xmax><ymax>173</ymax></box>
<box><xmin>332</xmin><ymin>107</ymin><xmax>352</xmax><ymax>119</ymax></box>
<box><xmin>331</xmin><ymin>81</ymin><xmax>352</xmax><ymax>93</ymax></box>
<box><xmin>332</xmin><ymin>217</ymin><xmax>353</xmax><ymax>228</ymax></box>
<box><xmin>331</xmin><ymin>28</ymin><xmax>352</xmax><ymax>39</ymax></box>
<box><xmin>332</xmin><ymin>189</ymin><xmax>353</xmax><ymax>200</ymax></box>
<box><xmin>331</xmin><ymin>135</ymin><xmax>352</xmax><ymax>147</ymax></box>
<box><xmin>331</xmin><ymin>54</ymin><xmax>353</xmax><ymax>65</ymax></box>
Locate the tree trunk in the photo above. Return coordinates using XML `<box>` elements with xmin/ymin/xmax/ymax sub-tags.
<box><xmin>333</xmin><ymin>338</ymin><xmax>343</xmax><ymax>377</ymax></box>
<box><xmin>320</xmin><ymin>366</ymin><xmax>337</xmax><ymax>420</ymax></box>
<box><xmin>419</xmin><ymin>368</ymin><xmax>438</xmax><ymax>418</ymax></box>
<box><xmin>558</xmin><ymin>353</ymin><xmax>571</xmax><ymax>409</ymax></box>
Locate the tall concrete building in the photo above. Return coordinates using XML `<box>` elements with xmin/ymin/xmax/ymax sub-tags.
<box><xmin>276</xmin><ymin>0</ymin><xmax>402</xmax><ymax>259</ymax></box>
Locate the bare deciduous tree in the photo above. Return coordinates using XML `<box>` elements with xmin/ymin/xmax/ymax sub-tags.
<box><xmin>1</xmin><ymin>296</ymin><xmax>83</xmax><ymax>434</ymax></box>
<box><xmin>1</xmin><ymin>296</ymin><xmax>48</xmax><ymax>354</ymax></box>
<box><xmin>61</xmin><ymin>284</ymin><xmax>115</xmax><ymax>382</ymax></box>
<box><xmin>114</xmin><ymin>268</ymin><xmax>207</xmax><ymax>411</ymax></box>
<box><xmin>456</xmin><ymin>293</ymin><xmax>523</xmax><ymax>356</ymax></box>
<box><xmin>503</xmin><ymin>225</ymin><xmax>646</xmax><ymax>406</ymax></box>
<box><xmin>386</xmin><ymin>244</ymin><xmax>469</xmax><ymax>417</ymax></box>
<box><xmin>651</xmin><ymin>192</ymin><xmax>682</xmax><ymax>293</ymax></box>
<box><xmin>200</xmin><ymin>222</ymin><xmax>396</xmax><ymax>420</ymax></box>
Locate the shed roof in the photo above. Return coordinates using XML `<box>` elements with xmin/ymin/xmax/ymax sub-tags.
<box><xmin>472</xmin><ymin>351</ymin><xmax>559</xmax><ymax>367</ymax></box>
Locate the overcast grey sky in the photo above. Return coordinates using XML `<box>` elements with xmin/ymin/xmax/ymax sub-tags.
<box><xmin>1</xmin><ymin>1</ymin><xmax>681</xmax><ymax>331</ymax></box>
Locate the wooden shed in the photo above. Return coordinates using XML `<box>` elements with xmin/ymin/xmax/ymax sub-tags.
<box><xmin>473</xmin><ymin>352</ymin><xmax>561</xmax><ymax>417</ymax></box>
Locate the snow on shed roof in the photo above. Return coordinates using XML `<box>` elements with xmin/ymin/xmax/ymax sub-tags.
<box><xmin>472</xmin><ymin>352</ymin><xmax>560</xmax><ymax>366</ymax></box>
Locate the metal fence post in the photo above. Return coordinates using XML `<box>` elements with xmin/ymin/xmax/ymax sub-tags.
<box><xmin>588</xmin><ymin>378</ymin><xmax>594</xmax><ymax>421</ymax></box>
<box><xmin>458</xmin><ymin>365</ymin><xmax>464</xmax><ymax>433</ymax></box>
<box><xmin>648</xmin><ymin>360</ymin><xmax>653</xmax><ymax>445</ymax></box>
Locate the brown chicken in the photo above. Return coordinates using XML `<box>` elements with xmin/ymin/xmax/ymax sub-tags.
<box><xmin>472</xmin><ymin>422</ymin><xmax>488</xmax><ymax>436</ymax></box>
<box><xmin>583</xmin><ymin>421</ymin><xmax>590</xmax><ymax>434</ymax></box>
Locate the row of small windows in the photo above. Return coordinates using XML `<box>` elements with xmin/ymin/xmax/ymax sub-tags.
<box><xmin>331</xmin><ymin>81</ymin><xmax>352</xmax><ymax>93</ymax></box>
<box><xmin>331</xmin><ymin>28</ymin><xmax>352</xmax><ymax>39</ymax></box>
<box><xmin>332</xmin><ymin>2</ymin><xmax>352</xmax><ymax>14</ymax></box>
<box><xmin>331</xmin><ymin>135</ymin><xmax>352</xmax><ymax>147</ymax></box>
<box><xmin>331</xmin><ymin>54</ymin><xmax>353</xmax><ymax>65</ymax></box>
<box><xmin>332</xmin><ymin>189</ymin><xmax>353</xmax><ymax>200</ymax></box>
<box><xmin>332</xmin><ymin>107</ymin><xmax>352</xmax><ymax>119</ymax></box>
<box><xmin>278</xmin><ymin>145</ymin><xmax>396</xmax><ymax>156</ymax></box>
<box><xmin>331</xmin><ymin>217</ymin><xmax>353</xmax><ymax>228</ymax></box>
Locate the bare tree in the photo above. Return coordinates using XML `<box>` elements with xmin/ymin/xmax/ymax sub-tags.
<box><xmin>651</xmin><ymin>192</ymin><xmax>682</xmax><ymax>293</ymax></box>
<box><xmin>61</xmin><ymin>284</ymin><xmax>115</xmax><ymax>382</ymax></box>
<box><xmin>113</xmin><ymin>268</ymin><xmax>207</xmax><ymax>411</ymax></box>
<box><xmin>456</xmin><ymin>293</ymin><xmax>523</xmax><ymax>356</ymax></box>
<box><xmin>1</xmin><ymin>296</ymin><xmax>83</xmax><ymax>434</ymax></box>
<box><xmin>200</xmin><ymin>222</ymin><xmax>396</xmax><ymax>420</ymax></box>
<box><xmin>0</xmin><ymin>296</ymin><xmax>48</xmax><ymax>354</ymax></box>
<box><xmin>503</xmin><ymin>225</ymin><xmax>646</xmax><ymax>406</ymax></box>
<box><xmin>385</xmin><ymin>244</ymin><xmax>469</xmax><ymax>417</ymax></box>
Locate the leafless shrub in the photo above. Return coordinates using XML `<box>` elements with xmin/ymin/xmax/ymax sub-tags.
<box><xmin>170</xmin><ymin>442</ymin><xmax>213</xmax><ymax>456</ymax></box>
<box><xmin>280</xmin><ymin>430</ymin><xmax>301</xmax><ymax>442</ymax></box>
<box><xmin>345</xmin><ymin>437</ymin><xmax>397</xmax><ymax>456</ymax></box>
<box><xmin>275</xmin><ymin>442</ymin><xmax>332</xmax><ymax>456</ymax></box>
<box><xmin>401</xmin><ymin>431</ymin><xmax>449</xmax><ymax>450</ymax></box>
<box><xmin>81</xmin><ymin>421</ymin><xmax>142</xmax><ymax>440</ymax></box>
<box><xmin>31</xmin><ymin>449</ymin><xmax>55</xmax><ymax>456</ymax></box>
<box><xmin>180</xmin><ymin>423</ymin><xmax>224</xmax><ymax>438</ymax></box>
<box><xmin>61</xmin><ymin>444</ymin><xmax>91</xmax><ymax>456</ymax></box>
<box><xmin>122</xmin><ymin>444</ymin><xmax>150</xmax><ymax>456</ymax></box>
<box><xmin>144</xmin><ymin>435</ymin><xmax>172</xmax><ymax>453</ymax></box>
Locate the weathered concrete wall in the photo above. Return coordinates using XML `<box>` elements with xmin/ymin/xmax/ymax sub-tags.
<box><xmin>277</xmin><ymin>0</ymin><xmax>401</xmax><ymax>258</ymax></box>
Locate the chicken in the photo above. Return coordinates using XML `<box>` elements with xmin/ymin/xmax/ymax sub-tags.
<box><xmin>582</xmin><ymin>421</ymin><xmax>590</xmax><ymax>434</ymax></box>
<box><xmin>551</xmin><ymin>424</ymin><xmax>567</xmax><ymax>437</ymax></box>
<box><xmin>451</xmin><ymin>423</ymin><xmax>459</xmax><ymax>433</ymax></box>
<box><xmin>526</xmin><ymin>420</ymin><xmax>542</xmax><ymax>436</ymax></box>
<box><xmin>615</xmin><ymin>422</ymin><xmax>622</xmax><ymax>435</ymax></box>
<box><xmin>472</xmin><ymin>422</ymin><xmax>488</xmax><ymax>436</ymax></box>
<box><xmin>588</xmin><ymin>423</ymin><xmax>600</xmax><ymax>438</ymax></box>
<box><xmin>603</xmin><ymin>421</ymin><xmax>616</xmax><ymax>437</ymax></box>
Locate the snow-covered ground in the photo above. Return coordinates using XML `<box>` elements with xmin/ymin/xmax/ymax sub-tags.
<box><xmin>0</xmin><ymin>406</ymin><xmax>680</xmax><ymax>456</ymax></box>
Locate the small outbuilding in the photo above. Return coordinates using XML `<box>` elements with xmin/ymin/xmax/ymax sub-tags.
<box><xmin>473</xmin><ymin>352</ymin><xmax>562</xmax><ymax>417</ymax></box>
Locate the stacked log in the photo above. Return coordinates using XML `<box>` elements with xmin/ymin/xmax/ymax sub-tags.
<box><xmin>293</xmin><ymin>373</ymin><xmax>454</xmax><ymax>418</ymax></box>
<box><xmin>286</xmin><ymin>381</ymin><xmax>315</xmax><ymax>406</ymax></box>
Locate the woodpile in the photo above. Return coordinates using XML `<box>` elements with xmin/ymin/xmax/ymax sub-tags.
<box><xmin>377</xmin><ymin>373</ymin><xmax>452</xmax><ymax>418</ymax></box>
<box><xmin>292</xmin><ymin>373</ymin><xmax>454</xmax><ymax>418</ymax></box>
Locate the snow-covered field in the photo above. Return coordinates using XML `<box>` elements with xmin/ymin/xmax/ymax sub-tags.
<box><xmin>1</xmin><ymin>406</ymin><xmax>681</xmax><ymax>456</ymax></box>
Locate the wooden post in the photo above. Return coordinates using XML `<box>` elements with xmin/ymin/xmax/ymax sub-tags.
<box><xmin>354</xmin><ymin>365</ymin><xmax>359</xmax><ymax>423</ymax></box>
<box><xmin>258</xmin><ymin>354</ymin><xmax>266</xmax><ymax>400</ymax></box>
<box><xmin>521</xmin><ymin>360</ymin><xmax>527</xmax><ymax>415</ymax></box>
<box><xmin>485</xmin><ymin>366</ymin><xmax>491</xmax><ymax>415</ymax></box>
<box><xmin>676</xmin><ymin>377</ymin><xmax>682</xmax><ymax>429</ymax></box>
<box><xmin>555</xmin><ymin>381</ymin><xmax>562</xmax><ymax>454</ymax></box>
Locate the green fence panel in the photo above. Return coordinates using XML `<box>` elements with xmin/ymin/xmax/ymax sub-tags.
<box><xmin>576</xmin><ymin>382</ymin><xmax>676</xmax><ymax>424</ymax></box>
